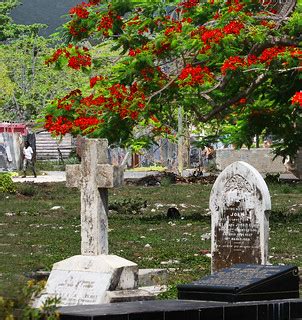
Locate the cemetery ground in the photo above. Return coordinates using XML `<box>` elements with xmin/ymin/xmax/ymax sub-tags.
<box><xmin>0</xmin><ymin>180</ymin><xmax>302</xmax><ymax>305</ymax></box>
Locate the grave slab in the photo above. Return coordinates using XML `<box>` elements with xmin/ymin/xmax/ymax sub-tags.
<box><xmin>210</xmin><ymin>161</ymin><xmax>271</xmax><ymax>272</ymax></box>
<box><xmin>177</xmin><ymin>264</ymin><xmax>300</xmax><ymax>302</ymax></box>
<box><xmin>58</xmin><ymin>299</ymin><xmax>302</xmax><ymax>320</ymax></box>
<box><xmin>34</xmin><ymin>255</ymin><xmax>138</xmax><ymax>307</ymax></box>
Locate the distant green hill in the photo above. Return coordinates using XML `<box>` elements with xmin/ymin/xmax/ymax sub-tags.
<box><xmin>11</xmin><ymin>0</ymin><xmax>80</xmax><ymax>36</ymax></box>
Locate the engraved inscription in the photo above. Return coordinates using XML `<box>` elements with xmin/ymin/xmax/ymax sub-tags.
<box><xmin>46</xmin><ymin>270</ymin><xmax>111</xmax><ymax>305</ymax></box>
<box><xmin>213</xmin><ymin>174</ymin><xmax>261</xmax><ymax>270</ymax></box>
<box><xmin>194</xmin><ymin>265</ymin><xmax>283</xmax><ymax>288</ymax></box>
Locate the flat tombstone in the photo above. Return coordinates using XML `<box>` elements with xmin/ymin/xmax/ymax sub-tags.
<box><xmin>210</xmin><ymin>161</ymin><xmax>271</xmax><ymax>272</ymax></box>
<box><xmin>177</xmin><ymin>264</ymin><xmax>300</xmax><ymax>302</ymax></box>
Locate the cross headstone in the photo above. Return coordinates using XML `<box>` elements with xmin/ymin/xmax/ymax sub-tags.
<box><xmin>66</xmin><ymin>138</ymin><xmax>123</xmax><ymax>255</ymax></box>
<box><xmin>210</xmin><ymin>161</ymin><xmax>271</xmax><ymax>272</ymax></box>
<box><xmin>34</xmin><ymin>138</ymin><xmax>138</xmax><ymax>307</ymax></box>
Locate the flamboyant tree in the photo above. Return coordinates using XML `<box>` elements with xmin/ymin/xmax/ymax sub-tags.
<box><xmin>44</xmin><ymin>0</ymin><xmax>301</xmax><ymax>157</ymax></box>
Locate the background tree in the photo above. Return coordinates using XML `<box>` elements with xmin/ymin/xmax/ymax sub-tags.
<box><xmin>0</xmin><ymin>0</ymin><xmax>43</xmax><ymax>42</ymax></box>
<box><xmin>44</xmin><ymin>0</ymin><xmax>301</xmax><ymax>158</ymax></box>
<box><xmin>0</xmin><ymin>36</ymin><xmax>89</xmax><ymax>121</ymax></box>
<box><xmin>0</xmin><ymin>1</ymin><xmax>89</xmax><ymax>122</ymax></box>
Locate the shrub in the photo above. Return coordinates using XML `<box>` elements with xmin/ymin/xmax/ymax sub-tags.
<box><xmin>0</xmin><ymin>280</ymin><xmax>60</xmax><ymax>320</ymax></box>
<box><xmin>0</xmin><ymin>173</ymin><xmax>16</xmax><ymax>194</ymax></box>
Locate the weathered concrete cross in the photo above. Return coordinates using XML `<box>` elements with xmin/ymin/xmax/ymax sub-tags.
<box><xmin>66</xmin><ymin>138</ymin><xmax>123</xmax><ymax>255</ymax></box>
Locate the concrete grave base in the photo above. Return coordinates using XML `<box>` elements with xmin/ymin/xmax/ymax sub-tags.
<box><xmin>33</xmin><ymin>255</ymin><xmax>138</xmax><ymax>308</ymax></box>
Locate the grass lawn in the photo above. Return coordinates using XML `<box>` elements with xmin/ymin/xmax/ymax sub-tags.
<box><xmin>0</xmin><ymin>180</ymin><xmax>302</xmax><ymax>301</ymax></box>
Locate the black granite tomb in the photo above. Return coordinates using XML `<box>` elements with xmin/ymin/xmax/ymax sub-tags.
<box><xmin>177</xmin><ymin>264</ymin><xmax>300</xmax><ymax>302</ymax></box>
<box><xmin>59</xmin><ymin>299</ymin><xmax>302</xmax><ymax>320</ymax></box>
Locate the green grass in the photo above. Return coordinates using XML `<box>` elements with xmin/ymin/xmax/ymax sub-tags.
<box><xmin>0</xmin><ymin>181</ymin><xmax>301</xmax><ymax>300</ymax></box>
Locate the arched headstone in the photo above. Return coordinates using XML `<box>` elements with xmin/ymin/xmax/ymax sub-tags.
<box><xmin>210</xmin><ymin>161</ymin><xmax>271</xmax><ymax>272</ymax></box>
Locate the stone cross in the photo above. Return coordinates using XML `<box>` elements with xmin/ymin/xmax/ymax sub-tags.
<box><xmin>210</xmin><ymin>161</ymin><xmax>271</xmax><ymax>272</ymax></box>
<box><xmin>66</xmin><ymin>138</ymin><xmax>123</xmax><ymax>255</ymax></box>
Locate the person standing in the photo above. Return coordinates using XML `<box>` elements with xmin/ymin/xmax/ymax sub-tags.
<box><xmin>22</xmin><ymin>141</ymin><xmax>37</xmax><ymax>178</ymax></box>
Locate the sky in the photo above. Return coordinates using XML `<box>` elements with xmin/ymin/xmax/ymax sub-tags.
<box><xmin>11</xmin><ymin>0</ymin><xmax>80</xmax><ymax>36</ymax></box>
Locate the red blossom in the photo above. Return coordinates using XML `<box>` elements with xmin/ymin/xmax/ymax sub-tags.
<box><xmin>178</xmin><ymin>64</ymin><xmax>214</xmax><ymax>86</ymax></box>
<box><xmin>201</xmin><ymin>29</ymin><xmax>224</xmax><ymax>44</ymax></box>
<box><xmin>68</xmin><ymin>54</ymin><xmax>91</xmax><ymax>70</ymax></box>
<box><xmin>227</xmin><ymin>2</ymin><xmax>244</xmax><ymax>12</ymax></box>
<box><xmin>129</xmin><ymin>48</ymin><xmax>141</xmax><ymax>56</ymax></box>
<box><xmin>165</xmin><ymin>22</ymin><xmax>182</xmax><ymax>36</ymax></box>
<box><xmin>223</xmin><ymin>21</ymin><xmax>244</xmax><ymax>35</ymax></box>
<box><xmin>45</xmin><ymin>116</ymin><xmax>73</xmax><ymax>135</ymax></box>
<box><xmin>88</xmin><ymin>0</ymin><xmax>100</xmax><ymax>4</ymax></box>
<box><xmin>258</xmin><ymin>46</ymin><xmax>287</xmax><ymax>64</ymax></box>
<box><xmin>90</xmin><ymin>76</ymin><xmax>103</xmax><ymax>88</ymax></box>
<box><xmin>221</xmin><ymin>56</ymin><xmax>245</xmax><ymax>74</ymax></box>
<box><xmin>74</xmin><ymin>117</ymin><xmax>100</xmax><ymax>131</ymax></box>
<box><xmin>179</xmin><ymin>0</ymin><xmax>199</xmax><ymax>8</ymax></box>
<box><xmin>69</xmin><ymin>4</ymin><xmax>89</xmax><ymax>19</ymax></box>
<box><xmin>247</xmin><ymin>54</ymin><xmax>258</xmax><ymax>66</ymax></box>
<box><xmin>239</xmin><ymin>98</ymin><xmax>247</xmax><ymax>104</ymax></box>
<box><xmin>292</xmin><ymin>92</ymin><xmax>302</xmax><ymax>107</ymax></box>
<box><xmin>213</xmin><ymin>11</ymin><xmax>221</xmax><ymax>20</ymax></box>
<box><xmin>81</xmin><ymin>95</ymin><xmax>94</xmax><ymax>107</ymax></box>
<box><xmin>150</xmin><ymin>115</ymin><xmax>159</xmax><ymax>122</ymax></box>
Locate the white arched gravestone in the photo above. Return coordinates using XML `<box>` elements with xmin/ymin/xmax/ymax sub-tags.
<box><xmin>209</xmin><ymin>161</ymin><xmax>271</xmax><ymax>272</ymax></box>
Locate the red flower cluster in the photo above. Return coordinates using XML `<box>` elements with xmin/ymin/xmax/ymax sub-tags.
<box><xmin>98</xmin><ymin>14</ymin><xmax>114</xmax><ymax>30</ymax></box>
<box><xmin>56</xmin><ymin>89</ymin><xmax>82</xmax><ymax>111</ymax></box>
<box><xmin>126</xmin><ymin>15</ymin><xmax>140</xmax><ymax>27</ymax></box>
<box><xmin>258</xmin><ymin>46</ymin><xmax>287</xmax><ymax>64</ymax></box>
<box><xmin>45</xmin><ymin>48</ymin><xmax>66</xmax><ymax>65</ymax></box>
<box><xmin>98</xmin><ymin>11</ymin><xmax>121</xmax><ymax>36</ymax></box>
<box><xmin>221</xmin><ymin>56</ymin><xmax>245</xmax><ymax>74</ymax></box>
<box><xmin>239</xmin><ymin>98</ymin><xmax>247</xmax><ymax>104</ymax></box>
<box><xmin>228</xmin><ymin>3</ymin><xmax>244</xmax><ymax>12</ymax></box>
<box><xmin>80</xmin><ymin>83</ymin><xmax>146</xmax><ymax>121</ymax></box>
<box><xmin>45</xmin><ymin>114</ymin><xmax>101</xmax><ymax>135</ymax></box>
<box><xmin>45</xmin><ymin>82</ymin><xmax>147</xmax><ymax>136</ymax></box>
<box><xmin>179</xmin><ymin>0</ymin><xmax>199</xmax><ymax>9</ymax></box>
<box><xmin>221</xmin><ymin>46</ymin><xmax>300</xmax><ymax>74</ymax></box>
<box><xmin>165</xmin><ymin>22</ymin><xmax>182</xmax><ymax>36</ymax></box>
<box><xmin>68</xmin><ymin>54</ymin><xmax>91</xmax><ymax>70</ymax></box>
<box><xmin>88</xmin><ymin>0</ymin><xmax>100</xmax><ymax>4</ymax></box>
<box><xmin>129</xmin><ymin>48</ymin><xmax>141</xmax><ymax>56</ymax></box>
<box><xmin>45</xmin><ymin>116</ymin><xmax>73</xmax><ymax>135</ymax></box>
<box><xmin>226</xmin><ymin>0</ymin><xmax>244</xmax><ymax>12</ymax></box>
<box><xmin>69</xmin><ymin>3</ymin><xmax>89</xmax><ymax>19</ymax></box>
<box><xmin>201</xmin><ymin>29</ymin><xmax>224</xmax><ymax>44</ymax></box>
<box><xmin>153</xmin><ymin>42</ymin><xmax>171</xmax><ymax>56</ymax></box>
<box><xmin>260</xmin><ymin>20</ymin><xmax>276</xmax><ymax>29</ymax></box>
<box><xmin>223</xmin><ymin>21</ymin><xmax>244</xmax><ymax>35</ymax></box>
<box><xmin>45</xmin><ymin>45</ymin><xmax>91</xmax><ymax>70</ymax></box>
<box><xmin>292</xmin><ymin>92</ymin><xmax>302</xmax><ymax>107</ymax></box>
<box><xmin>104</xmin><ymin>83</ymin><xmax>146</xmax><ymax>120</ymax></box>
<box><xmin>140</xmin><ymin>67</ymin><xmax>155</xmax><ymax>81</ymax></box>
<box><xmin>90</xmin><ymin>76</ymin><xmax>104</xmax><ymax>88</ymax></box>
<box><xmin>198</xmin><ymin>21</ymin><xmax>243</xmax><ymax>47</ymax></box>
<box><xmin>74</xmin><ymin>117</ymin><xmax>100</xmax><ymax>131</ymax></box>
<box><xmin>178</xmin><ymin>64</ymin><xmax>214</xmax><ymax>86</ymax></box>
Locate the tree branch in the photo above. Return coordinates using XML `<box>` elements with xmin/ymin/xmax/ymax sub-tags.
<box><xmin>196</xmin><ymin>73</ymin><xmax>268</xmax><ymax>122</ymax></box>
<box><xmin>250</xmin><ymin>35</ymin><xmax>301</xmax><ymax>56</ymax></box>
